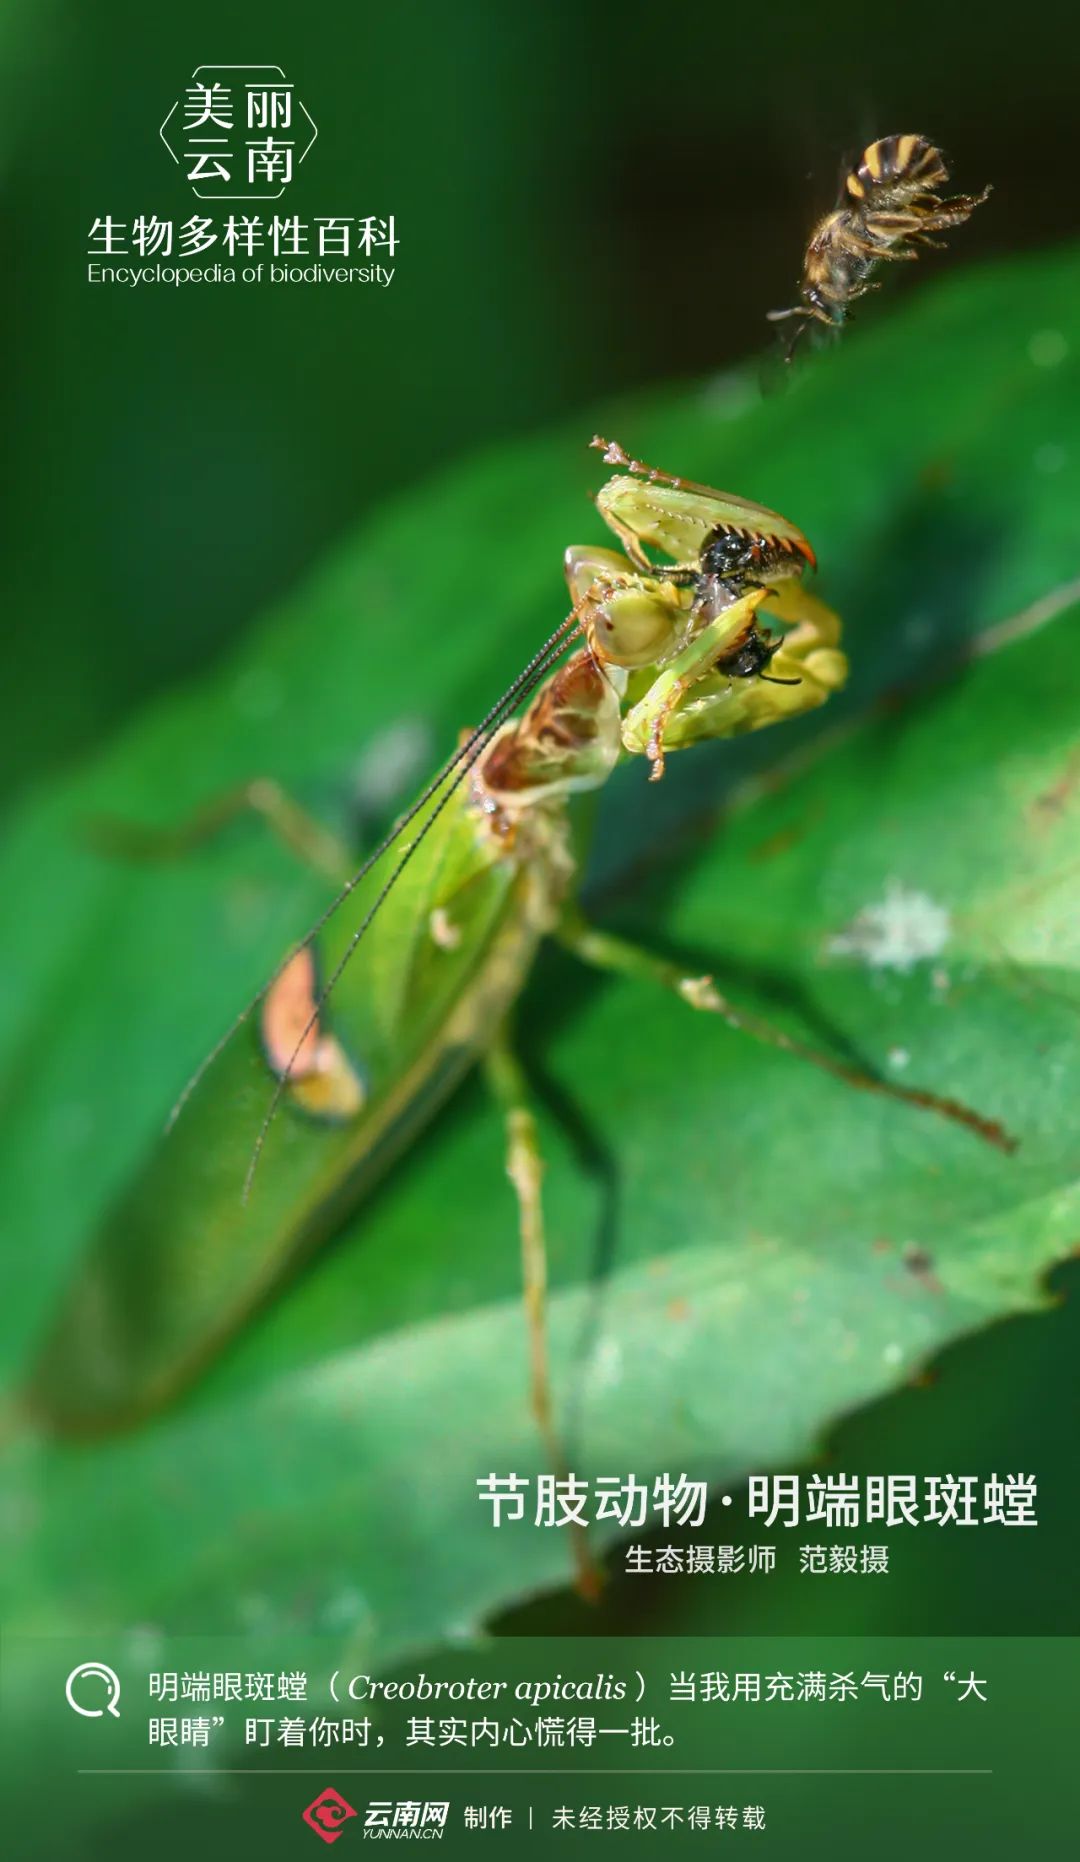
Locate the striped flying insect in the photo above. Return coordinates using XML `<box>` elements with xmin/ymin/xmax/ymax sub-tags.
<box><xmin>768</xmin><ymin>134</ymin><xmax>991</xmax><ymax>354</ymax></box>
<box><xmin>28</xmin><ymin>437</ymin><xmax>1012</xmax><ymax>1593</ymax></box>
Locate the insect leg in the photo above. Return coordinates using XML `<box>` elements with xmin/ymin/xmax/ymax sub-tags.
<box><xmin>621</xmin><ymin>589</ymin><xmax>768</xmax><ymax>779</ymax></box>
<box><xmin>589</xmin><ymin>435</ymin><xmax>749</xmax><ymax>505</ymax></box>
<box><xmin>589</xmin><ymin>498</ymin><xmax>658</xmax><ymax>573</ymax></box>
<box><xmin>586</xmin><ymin>492</ymin><xmax>698</xmax><ymax>582</ymax></box>
<box><xmin>483</xmin><ymin>1028</ymin><xmax>603</xmax><ymax>1601</ymax></box>
<box><xmin>860</xmin><ymin>241</ymin><xmax>921</xmax><ymax>262</ymax></box>
<box><xmin>841</xmin><ymin>230</ymin><xmax>917</xmax><ymax>261</ymax></box>
<box><xmin>913</xmin><ymin>201</ymin><xmax>991</xmax><ymax>232</ymax></box>
<box><xmin>634</xmin><ymin>565</ymin><xmax>699</xmax><ymax>587</ymax></box>
<box><xmin>766</xmin><ymin>304</ymin><xmax>831</xmax><ymax>326</ymax></box>
<box><xmin>556</xmin><ymin>914</ymin><xmax>1016</xmax><ymax>1153</ymax></box>
<box><xmin>85</xmin><ymin>778</ymin><xmax>353</xmax><ymax>884</ymax></box>
<box><xmin>483</xmin><ymin>1033</ymin><xmax>551</xmax><ymax>1439</ymax></box>
<box><xmin>593</xmin><ymin>517</ymin><xmax>699</xmax><ymax>587</ymax></box>
<box><xmin>902</xmin><ymin>186</ymin><xmax>992</xmax><ymax>230</ymax></box>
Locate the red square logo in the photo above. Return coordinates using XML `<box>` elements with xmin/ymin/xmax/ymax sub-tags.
<box><xmin>302</xmin><ymin>1787</ymin><xmax>358</xmax><ymax>1843</ymax></box>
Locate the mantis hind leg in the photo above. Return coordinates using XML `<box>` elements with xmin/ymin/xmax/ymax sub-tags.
<box><xmin>85</xmin><ymin>778</ymin><xmax>353</xmax><ymax>885</ymax></box>
<box><xmin>556</xmin><ymin>913</ymin><xmax>1015</xmax><ymax>1154</ymax></box>
<box><xmin>483</xmin><ymin>1026</ymin><xmax>603</xmax><ymax>1601</ymax></box>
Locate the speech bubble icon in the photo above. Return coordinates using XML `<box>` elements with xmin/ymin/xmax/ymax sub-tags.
<box><xmin>65</xmin><ymin>1663</ymin><xmax>121</xmax><ymax>1718</ymax></box>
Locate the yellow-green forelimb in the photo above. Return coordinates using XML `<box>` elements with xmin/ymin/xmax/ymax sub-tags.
<box><xmin>621</xmin><ymin>580</ymin><xmax>848</xmax><ymax>778</ymax></box>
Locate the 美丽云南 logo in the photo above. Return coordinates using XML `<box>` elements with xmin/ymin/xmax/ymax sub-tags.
<box><xmin>87</xmin><ymin>61</ymin><xmax>396</xmax><ymax>288</ymax></box>
<box><xmin>160</xmin><ymin>65</ymin><xmax>317</xmax><ymax>200</ymax></box>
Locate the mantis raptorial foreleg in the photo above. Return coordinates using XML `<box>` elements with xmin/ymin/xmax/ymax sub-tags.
<box><xmin>556</xmin><ymin>914</ymin><xmax>1016</xmax><ymax>1152</ymax></box>
<box><xmin>621</xmin><ymin>589</ymin><xmax>769</xmax><ymax>780</ymax></box>
<box><xmin>483</xmin><ymin>1026</ymin><xmax>603</xmax><ymax>1601</ymax></box>
<box><xmin>635</xmin><ymin>576</ymin><xmax>849</xmax><ymax>760</ymax></box>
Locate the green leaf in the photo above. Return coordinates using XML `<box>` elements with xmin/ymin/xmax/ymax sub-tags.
<box><xmin>3</xmin><ymin>247</ymin><xmax>1079</xmax><ymax>1673</ymax></box>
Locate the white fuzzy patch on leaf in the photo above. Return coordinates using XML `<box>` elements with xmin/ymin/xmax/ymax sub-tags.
<box><xmin>828</xmin><ymin>882</ymin><xmax>951</xmax><ymax>973</ymax></box>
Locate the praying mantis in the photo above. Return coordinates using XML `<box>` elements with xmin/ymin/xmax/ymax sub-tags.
<box><xmin>27</xmin><ymin>437</ymin><xmax>1011</xmax><ymax>1591</ymax></box>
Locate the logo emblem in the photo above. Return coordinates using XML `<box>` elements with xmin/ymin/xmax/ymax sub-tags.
<box><xmin>160</xmin><ymin>65</ymin><xmax>317</xmax><ymax>199</ymax></box>
<box><xmin>302</xmin><ymin>1787</ymin><xmax>358</xmax><ymax>1844</ymax></box>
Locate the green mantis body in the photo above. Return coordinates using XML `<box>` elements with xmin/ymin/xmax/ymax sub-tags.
<box><xmin>31</xmin><ymin>648</ymin><xmax>620</xmax><ymax>1433</ymax></box>
<box><xmin>28</xmin><ymin>439</ymin><xmax>1005</xmax><ymax>1517</ymax></box>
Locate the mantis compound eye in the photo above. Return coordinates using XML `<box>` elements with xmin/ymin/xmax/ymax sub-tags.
<box><xmin>589</xmin><ymin>583</ymin><xmax>681</xmax><ymax>670</ymax></box>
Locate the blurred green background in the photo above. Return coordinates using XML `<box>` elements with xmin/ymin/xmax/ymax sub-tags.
<box><xmin>4</xmin><ymin>0</ymin><xmax>1078</xmax><ymax>1678</ymax></box>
